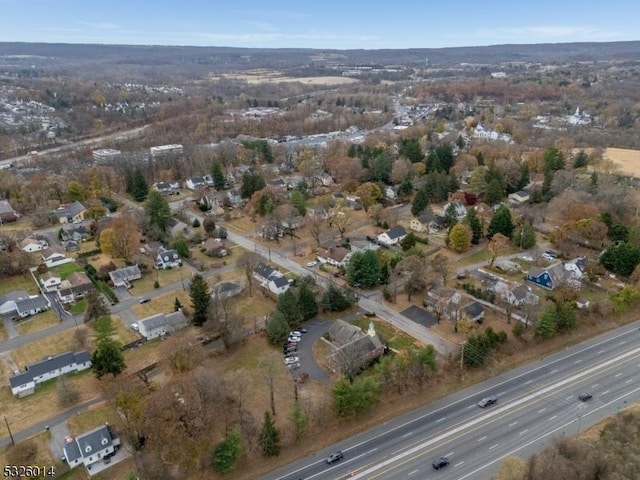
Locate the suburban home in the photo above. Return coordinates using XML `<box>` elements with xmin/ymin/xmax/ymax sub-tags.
<box><xmin>20</xmin><ymin>236</ymin><xmax>49</xmax><ymax>252</ymax></box>
<box><xmin>384</xmin><ymin>185</ymin><xmax>398</xmax><ymax>200</ymax></box>
<box><xmin>55</xmin><ymin>201</ymin><xmax>86</xmax><ymax>225</ymax></box>
<box><xmin>349</xmin><ymin>239</ymin><xmax>380</xmax><ymax>254</ymax></box>
<box><xmin>41</xmin><ymin>247</ymin><xmax>71</xmax><ymax>268</ymax></box>
<box><xmin>15</xmin><ymin>295</ymin><xmax>49</xmax><ymax>318</ymax></box>
<box><xmin>167</xmin><ymin>218</ymin><xmax>196</xmax><ymax>241</ymax></box>
<box><xmin>0</xmin><ymin>290</ymin><xmax>30</xmax><ymax>315</ymax></box>
<box><xmin>508</xmin><ymin>189</ymin><xmax>531</xmax><ymax>205</ymax></box>
<box><xmin>253</xmin><ymin>262</ymin><xmax>290</xmax><ymax>295</ymax></box>
<box><xmin>496</xmin><ymin>282</ymin><xmax>538</xmax><ymax>307</ymax></box>
<box><xmin>428</xmin><ymin>216</ymin><xmax>446</xmax><ymax>233</ymax></box>
<box><xmin>108</xmin><ymin>265</ymin><xmax>142</xmax><ymax>288</ymax></box>
<box><xmin>317</xmin><ymin>172</ymin><xmax>334</xmax><ymax>186</ymax></box>
<box><xmin>261</xmin><ymin>219</ymin><xmax>285</xmax><ymax>240</ymax></box>
<box><xmin>424</xmin><ymin>287</ymin><xmax>462</xmax><ymax>322</ymax></box>
<box><xmin>155</xmin><ymin>247</ymin><xmax>182</xmax><ymax>269</ymax></box>
<box><xmin>268</xmin><ymin>178</ymin><xmax>287</xmax><ymax>192</ymax></box>
<box><xmin>9</xmin><ymin>350</ymin><xmax>91</xmax><ymax>397</ymax></box>
<box><xmin>211</xmin><ymin>281</ymin><xmax>244</xmax><ymax>301</ymax></box>
<box><xmin>63</xmin><ymin>424</ymin><xmax>120</xmax><ymax>473</ymax></box>
<box><xmin>201</xmin><ymin>238</ymin><xmax>228</xmax><ymax>258</ymax></box>
<box><xmin>226</xmin><ymin>189</ymin><xmax>243</xmax><ymax>206</ymax></box>
<box><xmin>186</xmin><ymin>176</ymin><xmax>207</xmax><ymax>190</ymax></box>
<box><xmin>326</xmin><ymin>320</ymin><xmax>385</xmax><ymax>375</ymax></box>
<box><xmin>564</xmin><ymin>256</ymin><xmax>587</xmax><ymax>280</ymax></box>
<box><xmin>317</xmin><ymin>247</ymin><xmax>352</xmax><ymax>268</ymax></box>
<box><xmin>377</xmin><ymin>225</ymin><xmax>407</xmax><ymax>247</ymax></box>
<box><xmin>153</xmin><ymin>181</ymin><xmax>179</xmax><ymax>195</ymax></box>
<box><xmin>138</xmin><ymin>310</ymin><xmax>188</xmax><ymax>340</ymax></box>
<box><xmin>281</xmin><ymin>215</ymin><xmax>305</xmax><ymax>231</ymax></box>
<box><xmin>527</xmin><ymin>263</ymin><xmax>578</xmax><ymax>290</ymax></box>
<box><xmin>440</xmin><ymin>200</ymin><xmax>467</xmax><ymax>220</ymax></box>
<box><xmin>61</xmin><ymin>224</ymin><xmax>90</xmax><ymax>243</ymax></box>
<box><xmin>57</xmin><ymin>272</ymin><xmax>93</xmax><ymax>304</ymax></box>
<box><xmin>345</xmin><ymin>195</ymin><xmax>363</xmax><ymax>210</ymax></box>
<box><xmin>461</xmin><ymin>301</ymin><xmax>485</xmax><ymax>323</ymax></box>
<box><xmin>410</xmin><ymin>216</ymin><xmax>429</xmax><ymax>233</ymax></box>
<box><xmin>62</xmin><ymin>240</ymin><xmax>80</xmax><ymax>252</ymax></box>
<box><xmin>0</xmin><ymin>199</ymin><xmax>18</xmax><ymax>223</ymax></box>
<box><xmin>40</xmin><ymin>272</ymin><xmax>62</xmax><ymax>292</ymax></box>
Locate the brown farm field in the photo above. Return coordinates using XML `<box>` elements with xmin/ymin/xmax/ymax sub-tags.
<box><xmin>211</xmin><ymin>69</ymin><xmax>360</xmax><ymax>86</ymax></box>
<box><xmin>603</xmin><ymin>147</ymin><xmax>640</xmax><ymax>178</ymax></box>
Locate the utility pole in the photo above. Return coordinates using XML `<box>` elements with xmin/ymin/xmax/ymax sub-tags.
<box><xmin>4</xmin><ymin>416</ymin><xmax>14</xmax><ymax>446</ymax></box>
<box><xmin>460</xmin><ymin>341</ymin><xmax>466</xmax><ymax>374</ymax></box>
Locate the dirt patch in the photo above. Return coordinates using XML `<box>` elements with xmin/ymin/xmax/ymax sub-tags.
<box><xmin>603</xmin><ymin>147</ymin><xmax>640</xmax><ymax>178</ymax></box>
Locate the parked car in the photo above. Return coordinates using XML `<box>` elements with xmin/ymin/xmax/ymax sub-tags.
<box><xmin>579</xmin><ymin>393</ymin><xmax>593</xmax><ymax>402</ymax></box>
<box><xmin>290</xmin><ymin>330</ymin><xmax>302</xmax><ymax>336</ymax></box>
<box><xmin>284</xmin><ymin>356</ymin><xmax>299</xmax><ymax>365</ymax></box>
<box><xmin>138</xmin><ymin>297</ymin><xmax>150</xmax><ymax>304</ymax></box>
<box><xmin>288</xmin><ymin>336</ymin><xmax>301</xmax><ymax>343</ymax></box>
<box><xmin>432</xmin><ymin>457</ymin><xmax>450</xmax><ymax>470</ymax></box>
<box><xmin>130</xmin><ymin>323</ymin><xmax>139</xmax><ymax>332</ymax></box>
<box><xmin>326</xmin><ymin>451</ymin><xmax>344</xmax><ymax>464</ymax></box>
<box><xmin>299</xmin><ymin>328</ymin><xmax>308</xmax><ymax>334</ymax></box>
<box><xmin>478</xmin><ymin>395</ymin><xmax>498</xmax><ymax>408</ymax></box>
<box><xmin>307</xmin><ymin>261</ymin><xmax>318</xmax><ymax>267</ymax></box>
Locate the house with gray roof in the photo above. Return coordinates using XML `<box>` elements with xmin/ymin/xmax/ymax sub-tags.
<box><xmin>377</xmin><ymin>225</ymin><xmax>407</xmax><ymax>247</ymax></box>
<box><xmin>63</xmin><ymin>424</ymin><xmax>120</xmax><ymax>472</ymax></box>
<box><xmin>54</xmin><ymin>201</ymin><xmax>86</xmax><ymax>225</ymax></box>
<box><xmin>109</xmin><ymin>265</ymin><xmax>142</xmax><ymax>288</ymax></box>
<box><xmin>326</xmin><ymin>320</ymin><xmax>385</xmax><ymax>377</ymax></box>
<box><xmin>57</xmin><ymin>272</ymin><xmax>93</xmax><ymax>304</ymax></box>
<box><xmin>252</xmin><ymin>262</ymin><xmax>290</xmax><ymax>295</ymax></box>
<box><xmin>0</xmin><ymin>290</ymin><xmax>29</xmax><ymax>315</ymax></box>
<box><xmin>138</xmin><ymin>310</ymin><xmax>188</xmax><ymax>340</ymax></box>
<box><xmin>15</xmin><ymin>295</ymin><xmax>49</xmax><ymax>318</ymax></box>
<box><xmin>0</xmin><ymin>199</ymin><xmax>18</xmax><ymax>223</ymax></box>
<box><xmin>155</xmin><ymin>246</ymin><xmax>182</xmax><ymax>269</ymax></box>
<box><xmin>9</xmin><ymin>350</ymin><xmax>91</xmax><ymax>397</ymax></box>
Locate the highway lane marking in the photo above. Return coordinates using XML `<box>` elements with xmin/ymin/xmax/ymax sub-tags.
<box><xmin>524</xmin><ymin>380</ymin><xmax>533</xmax><ymax>385</ymax></box>
<box><xmin>566</xmin><ymin>396</ymin><xmax>574</xmax><ymax>400</ymax></box>
<box><xmin>598</xmin><ymin>350</ymin><xmax>605</xmax><ymax>354</ymax></box>
<box><xmin>615</xmin><ymin>373</ymin><xmax>622</xmax><ymax>378</ymax></box>
<box><xmin>498</xmin><ymin>391</ymin><xmax>506</xmax><ymax>396</ymax></box>
<box><xmin>466</xmin><ymin>405</ymin><xmax>475</xmax><ymax>410</ymax></box>
<box><xmin>550</xmin><ymin>369</ymin><xmax>558</xmax><ymax>374</ymax></box>
<box><xmin>549</xmin><ymin>415</ymin><xmax>558</xmax><ymax>421</ymax></box>
<box><xmin>591</xmin><ymin>383</ymin><xmax>599</xmax><ymax>388</ymax></box>
<box><xmin>626</xmin><ymin>379</ymin><xmax>633</xmax><ymax>384</ymax></box>
<box><xmin>519</xmin><ymin>429</ymin><xmax>528</xmax><ymax>435</ymax></box>
<box><xmin>477</xmin><ymin>436</ymin><xmax>487</xmax><ymax>442</ymax></box>
<box><xmin>489</xmin><ymin>444</ymin><xmax>498</xmax><ymax>450</ymax></box>
<box><xmin>408</xmin><ymin>469</ymin><xmax>418</xmax><ymax>476</ymax></box>
<box><xmin>602</xmin><ymin>390</ymin><xmax>610</xmax><ymax>394</ymax></box>
<box><xmin>538</xmin><ymin>407</ymin><xmax>546</xmax><ymax>413</ymax></box>
<box><xmin>508</xmin><ymin>421</ymin><xmax>517</xmax><ymax>427</ymax></box>
<box><xmin>456</xmin><ymin>384</ymin><xmax>640</xmax><ymax>480</ymax></box>
<box><xmin>367</xmin><ymin>448</ymin><xmax>378</xmax><ymax>454</ymax></box>
<box><xmin>454</xmin><ymin>461</ymin><xmax>465</xmax><ymax>467</ymax></box>
<box><xmin>574</xmin><ymin>359</ymin><xmax>582</xmax><ymax>364</ymax></box>
<box><xmin>341</xmin><ymin>345</ymin><xmax>640</xmax><ymax>480</ymax></box>
<box><xmin>620</xmin><ymin>341</ymin><xmax>626</xmax><ymax>345</ymax></box>
<box><xmin>402</xmin><ymin>432</ymin><xmax>413</xmax><ymax>438</ymax></box>
<box><xmin>436</xmin><ymin>417</ymin><xmax>446</xmax><ymax>423</ymax></box>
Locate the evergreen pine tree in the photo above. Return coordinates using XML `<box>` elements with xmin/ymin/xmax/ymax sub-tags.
<box><xmin>411</xmin><ymin>188</ymin><xmax>429</xmax><ymax>217</ymax></box>
<box><xmin>189</xmin><ymin>274</ymin><xmax>210</xmax><ymax>326</ymax></box>
<box><xmin>260</xmin><ymin>411</ymin><xmax>280</xmax><ymax>457</ymax></box>
<box><xmin>488</xmin><ymin>205</ymin><xmax>515</xmax><ymax>239</ymax></box>
<box><xmin>298</xmin><ymin>284</ymin><xmax>318</xmax><ymax>321</ymax></box>
<box><xmin>211</xmin><ymin>160</ymin><xmax>226</xmax><ymax>190</ymax></box>
<box><xmin>465</xmin><ymin>207</ymin><xmax>483</xmax><ymax>244</ymax></box>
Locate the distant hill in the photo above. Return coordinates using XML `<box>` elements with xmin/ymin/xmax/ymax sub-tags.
<box><xmin>1</xmin><ymin>41</ymin><xmax>639</xmax><ymax>81</ymax></box>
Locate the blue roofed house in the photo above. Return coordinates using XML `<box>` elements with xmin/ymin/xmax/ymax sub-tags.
<box><xmin>63</xmin><ymin>424</ymin><xmax>120</xmax><ymax>473</ymax></box>
<box><xmin>9</xmin><ymin>350</ymin><xmax>91</xmax><ymax>397</ymax></box>
<box><xmin>527</xmin><ymin>263</ymin><xmax>568</xmax><ymax>290</ymax></box>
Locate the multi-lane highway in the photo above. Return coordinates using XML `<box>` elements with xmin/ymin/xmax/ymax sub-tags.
<box><xmin>263</xmin><ymin>320</ymin><xmax>640</xmax><ymax>480</ymax></box>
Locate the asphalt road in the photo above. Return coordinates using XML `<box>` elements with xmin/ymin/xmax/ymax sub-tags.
<box><xmin>262</xmin><ymin>319</ymin><xmax>640</xmax><ymax>480</ymax></box>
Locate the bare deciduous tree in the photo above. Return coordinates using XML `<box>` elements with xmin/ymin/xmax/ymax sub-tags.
<box><xmin>236</xmin><ymin>251</ymin><xmax>263</xmax><ymax>297</ymax></box>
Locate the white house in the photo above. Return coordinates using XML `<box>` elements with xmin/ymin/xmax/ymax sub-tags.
<box><xmin>63</xmin><ymin>424</ymin><xmax>120</xmax><ymax>472</ymax></box>
<box><xmin>57</xmin><ymin>272</ymin><xmax>93</xmax><ymax>304</ymax></box>
<box><xmin>138</xmin><ymin>311</ymin><xmax>188</xmax><ymax>340</ymax></box>
<box><xmin>41</xmin><ymin>247</ymin><xmax>72</xmax><ymax>268</ymax></box>
<box><xmin>0</xmin><ymin>290</ymin><xmax>30</xmax><ymax>315</ymax></box>
<box><xmin>317</xmin><ymin>247</ymin><xmax>352</xmax><ymax>268</ymax></box>
<box><xmin>109</xmin><ymin>265</ymin><xmax>142</xmax><ymax>288</ymax></box>
<box><xmin>186</xmin><ymin>176</ymin><xmax>207</xmax><ymax>190</ymax></box>
<box><xmin>508</xmin><ymin>189</ymin><xmax>531</xmax><ymax>205</ymax></box>
<box><xmin>20</xmin><ymin>237</ymin><xmax>48</xmax><ymax>252</ymax></box>
<box><xmin>40</xmin><ymin>272</ymin><xmax>62</xmax><ymax>292</ymax></box>
<box><xmin>268</xmin><ymin>276</ymin><xmax>291</xmax><ymax>295</ymax></box>
<box><xmin>440</xmin><ymin>200</ymin><xmax>467</xmax><ymax>220</ymax></box>
<box><xmin>155</xmin><ymin>247</ymin><xmax>181</xmax><ymax>269</ymax></box>
<box><xmin>9</xmin><ymin>350</ymin><xmax>91</xmax><ymax>397</ymax></box>
<box><xmin>377</xmin><ymin>225</ymin><xmax>407</xmax><ymax>247</ymax></box>
<box><xmin>15</xmin><ymin>295</ymin><xmax>49</xmax><ymax>318</ymax></box>
<box><xmin>252</xmin><ymin>262</ymin><xmax>290</xmax><ymax>295</ymax></box>
<box><xmin>349</xmin><ymin>239</ymin><xmax>380</xmax><ymax>254</ymax></box>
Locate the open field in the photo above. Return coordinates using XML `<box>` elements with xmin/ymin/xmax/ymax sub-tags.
<box><xmin>211</xmin><ymin>70</ymin><xmax>360</xmax><ymax>86</ymax></box>
<box><xmin>15</xmin><ymin>309</ymin><xmax>59</xmax><ymax>335</ymax></box>
<box><xmin>130</xmin><ymin>289</ymin><xmax>191</xmax><ymax>318</ymax></box>
<box><xmin>131</xmin><ymin>266</ymin><xmax>187</xmax><ymax>294</ymax></box>
<box><xmin>66</xmin><ymin>403</ymin><xmax>120</xmax><ymax>436</ymax></box>
<box><xmin>604</xmin><ymin>147</ymin><xmax>640</xmax><ymax>178</ymax></box>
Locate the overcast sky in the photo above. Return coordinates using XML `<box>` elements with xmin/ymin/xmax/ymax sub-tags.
<box><xmin>0</xmin><ymin>0</ymin><xmax>638</xmax><ymax>49</ymax></box>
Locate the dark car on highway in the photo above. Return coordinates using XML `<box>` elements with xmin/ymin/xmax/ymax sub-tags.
<box><xmin>478</xmin><ymin>395</ymin><xmax>498</xmax><ymax>408</ymax></box>
<box><xmin>579</xmin><ymin>393</ymin><xmax>593</xmax><ymax>402</ymax></box>
<box><xmin>432</xmin><ymin>457</ymin><xmax>450</xmax><ymax>470</ymax></box>
<box><xmin>326</xmin><ymin>450</ymin><xmax>344</xmax><ymax>464</ymax></box>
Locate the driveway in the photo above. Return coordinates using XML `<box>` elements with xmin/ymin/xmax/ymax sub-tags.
<box><xmin>294</xmin><ymin>319</ymin><xmax>331</xmax><ymax>384</ymax></box>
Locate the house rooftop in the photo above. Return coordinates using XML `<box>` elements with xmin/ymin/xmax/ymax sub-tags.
<box><xmin>9</xmin><ymin>351</ymin><xmax>90</xmax><ymax>389</ymax></box>
<box><xmin>385</xmin><ymin>225</ymin><xmax>407</xmax><ymax>240</ymax></box>
<box><xmin>140</xmin><ymin>311</ymin><xmax>187</xmax><ymax>332</ymax></box>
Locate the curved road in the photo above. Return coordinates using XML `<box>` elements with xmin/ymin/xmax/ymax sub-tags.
<box><xmin>262</xmin><ymin>319</ymin><xmax>640</xmax><ymax>480</ymax></box>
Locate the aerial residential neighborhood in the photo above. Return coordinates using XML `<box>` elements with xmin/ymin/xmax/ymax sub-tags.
<box><xmin>1</xmin><ymin>4</ymin><xmax>640</xmax><ymax>480</ymax></box>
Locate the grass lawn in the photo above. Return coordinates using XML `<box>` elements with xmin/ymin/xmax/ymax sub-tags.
<box><xmin>56</xmin><ymin>262</ymin><xmax>82</xmax><ymax>280</ymax></box>
<box><xmin>233</xmin><ymin>290</ymin><xmax>276</xmax><ymax>328</ymax></box>
<box><xmin>130</xmin><ymin>290</ymin><xmax>191</xmax><ymax>319</ymax></box>
<box><xmin>98</xmin><ymin>315</ymin><xmax>139</xmax><ymax>345</ymax></box>
<box><xmin>352</xmin><ymin>316</ymin><xmax>419</xmax><ymax>351</ymax></box>
<box><xmin>0</xmin><ymin>273</ymin><xmax>39</xmax><ymax>295</ymax></box>
<box><xmin>122</xmin><ymin>340</ymin><xmax>162</xmax><ymax>373</ymax></box>
<box><xmin>0</xmin><ymin>432</ymin><xmax>59</xmax><ymax>478</ymax></box>
<box><xmin>66</xmin><ymin>404</ymin><xmax>120</xmax><ymax>436</ymax></box>
<box><xmin>0</xmin><ymin>322</ymin><xmax>7</xmax><ymax>342</ymax></box>
<box><xmin>457</xmin><ymin>247</ymin><xmax>493</xmax><ymax>266</ymax></box>
<box><xmin>11</xmin><ymin>329</ymin><xmax>83</xmax><ymax>368</ymax></box>
<box><xmin>225</xmin><ymin>215</ymin><xmax>258</xmax><ymax>233</ymax></box>
<box><xmin>132</xmin><ymin>267</ymin><xmax>187</xmax><ymax>294</ymax></box>
<box><xmin>15</xmin><ymin>310</ymin><xmax>60</xmax><ymax>335</ymax></box>
<box><xmin>189</xmin><ymin>241</ymin><xmax>247</xmax><ymax>272</ymax></box>
<box><xmin>70</xmin><ymin>299</ymin><xmax>87</xmax><ymax>315</ymax></box>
